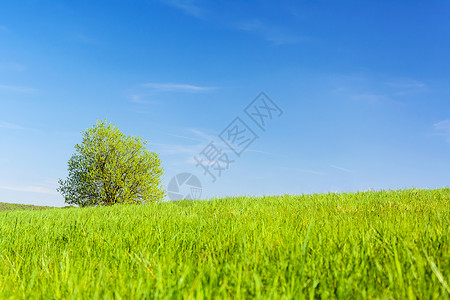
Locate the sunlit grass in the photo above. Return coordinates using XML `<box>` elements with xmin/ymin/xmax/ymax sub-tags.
<box><xmin>0</xmin><ymin>188</ymin><xmax>449</xmax><ymax>299</ymax></box>
<box><xmin>0</xmin><ymin>202</ymin><xmax>50</xmax><ymax>211</ymax></box>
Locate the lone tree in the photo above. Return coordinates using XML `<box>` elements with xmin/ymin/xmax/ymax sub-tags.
<box><xmin>58</xmin><ymin>120</ymin><xmax>165</xmax><ymax>206</ymax></box>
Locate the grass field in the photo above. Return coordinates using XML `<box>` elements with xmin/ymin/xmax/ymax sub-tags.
<box><xmin>0</xmin><ymin>202</ymin><xmax>51</xmax><ymax>211</ymax></box>
<box><xmin>0</xmin><ymin>189</ymin><xmax>449</xmax><ymax>299</ymax></box>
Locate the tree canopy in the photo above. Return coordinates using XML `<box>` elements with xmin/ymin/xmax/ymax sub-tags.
<box><xmin>58</xmin><ymin>120</ymin><xmax>165</xmax><ymax>206</ymax></box>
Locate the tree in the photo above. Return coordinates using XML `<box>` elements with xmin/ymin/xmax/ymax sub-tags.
<box><xmin>58</xmin><ymin>120</ymin><xmax>165</xmax><ymax>206</ymax></box>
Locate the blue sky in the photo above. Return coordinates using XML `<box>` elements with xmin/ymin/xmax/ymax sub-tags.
<box><xmin>0</xmin><ymin>0</ymin><xmax>449</xmax><ymax>206</ymax></box>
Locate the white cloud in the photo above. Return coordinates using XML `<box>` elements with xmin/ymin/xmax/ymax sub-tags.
<box><xmin>160</xmin><ymin>2</ymin><xmax>304</xmax><ymax>45</ymax></box>
<box><xmin>167</xmin><ymin>133</ymin><xmax>204</xmax><ymax>143</ymax></box>
<box><xmin>155</xmin><ymin>128</ymin><xmax>229</xmax><ymax>158</ymax></box>
<box><xmin>162</xmin><ymin>0</ymin><xmax>205</xmax><ymax>18</ymax></box>
<box><xmin>0</xmin><ymin>84</ymin><xmax>35</xmax><ymax>93</ymax></box>
<box><xmin>236</xmin><ymin>19</ymin><xmax>304</xmax><ymax>45</ymax></box>
<box><xmin>350</xmin><ymin>93</ymin><xmax>389</xmax><ymax>103</ymax></box>
<box><xmin>281</xmin><ymin>166</ymin><xmax>325</xmax><ymax>175</ymax></box>
<box><xmin>435</xmin><ymin>120</ymin><xmax>450</xmax><ymax>130</ymax></box>
<box><xmin>154</xmin><ymin>143</ymin><xmax>203</xmax><ymax>156</ymax></box>
<box><xmin>129</xmin><ymin>94</ymin><xmax>156</xmax><ymax>104</ymax></box>
<box><xmin>0</xmin><ymin>121</ymin><xmax>25</xmax><ymax>130</ymax></box>
<box><xmin>188</xmin><ymin>128</ymin><xmax>218</xmax><ymax>141</ymax></box>
<box><xmin>386</xmin><ymin>79</ymin><xmax>425</xmax><ymax>89</ymax></box>
<box><xmin>142</xmin><ymin>82</ymin><xmax>216</xmax><ymax>92</ymax></box>
<box><xmin>434</xmin><ymin>120</ymin><xmax>450</xmax><ymax>142</ymax></box>
<box><xmin>330</xmin><ymin>164</ymin><xmax>356</xmax><ymax>173</ymax></box>
<box><xmin>245</xmin><ymin>149</ymin><xmax>275</xmax><ymax>155</ymax></box>
<box><xmin>0</xmin><ymin>185</ymin><xmax>58</xmax><ymax>195</ymax></box>
<box><xmin>296</xmin><ymin>169</ymin><xmax>325</xmax><ymax>175</ymax></box>
<box><xmin>329</xmin><ymin>73</ymin><xmax>422</xmax><ymax>105</ymax></box>
<box><xmin>127</xmin><ymin>83</ymin><xmax>214</xmax><ymax>114</ymax></box>
<box><xmin>72</xmin><ymin>34</ymin><xmax>99</xmax><ymax>45</ymax></box>
<box><xmin>0</xmin><ymin>62</ymin><xmax>26</xmax><ymax>72</ymax></box>
<box><xmin>155</xmin><ymin>128</ymin><xmax>215</xmax><ymax>155</ymax></box>
<box><xmin>128</xmin><ymin>108</ymin><xmax>151</xmax><ymax>114</ymax></box>
<box><xmin>387</xmin><ymin>78</ymin><xmax>427</xmax><ymax>96</ymax></box>
<box><xmin>186</xmin><ymin>156</ymin><xmax>214</xmax><ymax>165</ymax></box>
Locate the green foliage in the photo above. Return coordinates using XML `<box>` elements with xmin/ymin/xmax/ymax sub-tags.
<box><xmin>57</xmin><ymin>119</ymin><xmax>165</xmax><ymax>206</ymax></box>
<box><xmin>0</xmin><ymin>189</ymin><xmax>449</xmax><ymax>298</ymax></box>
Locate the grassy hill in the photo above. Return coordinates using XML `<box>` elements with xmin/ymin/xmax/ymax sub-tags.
<box><xmin>0</xmin><ymin>202</ymin><xmax>51</xmax><ymax>211</ymax></box>
<box><xmin>0</xmin><ymin>189</ymin><xmax>449</xmax><ymax>299</ymax></box>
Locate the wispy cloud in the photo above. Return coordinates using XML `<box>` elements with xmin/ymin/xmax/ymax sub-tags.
<box><xmin>330</xmin><ymin>74</ymin><xmax>389</xmax><ymax>104</ymax></box>
<box><xmin>155</xmin><ymin>128</ymin><xmax>235</xmax><ymax>162</ymax></box>
<box><xmin>236</xmin><ymin>19</ymin><xmax>304</xmax><ymax>45</ymax></box>
<box><xmin>127</xmin><ymin>83</ymin><xmax>214</xmax><ymax>113</ymax></box>
<box><xmin>128</xmin><ymin>108</ymin><xmax>151</xmax><ymax>114</ymax></box>
<box><xmin>0</xmin><ymin>121</ymin><xmax>37</xmax><ymax>131</ymax></box>
<box><xmin>188</xmin><ymin>128</ymin><xmax>219</xmax><ymax>141</ymax></box>
<box><xmin>157</xmin><ymin>127</ymin><xmax>272</xmax><ymax>173</ymax></box>
<box><xmin>186</xmin><ymin>156</ymin><xmax>219</xmax><ymax>166</ymax></box>
<box><xmin>0</xmin><ymin>62</ymin><xmax>26</xmax><ymax>72</ymax></box>
<box><xmin>387</xmin><ymin>78</ymin><xmax>427</xmax><ymax>96</ymax></box>
<box><xmin>329</xmin><ymin>73</ymin><xmax>426</xmax><ymax>105</ymax></box>
<box><xmin>282</xmin><ymin>166</ymin><xmax>325</xmax><ymax>175</ymax></box>
<box><xmin>72</xmin><ymin>34</ymin><xmax>100</xmax><ymax>45</ymax></box>
<box><xmin>0</xmin><ymin>121</ymin><xmax>25</xmax><ymax>130</ymax></box>
<box><xmin>129</xmin><ymin>94</ymin><xmax>156</xmax><ymax>104</ymax></box>
<box><xmin>179</xmin><ymin>128</ymin><xmax>270</xmax><ymax>158</ymax></box>
<box><xmin>167</xmin><ymin>133</ymin><xmax>204</xmax><ymax>143</ymax></box>
<box><xmin>386</xmin><ymin>79</ymin><xmax>425</xmax><ymax>89</ymax></box>
<box><xmin>0</xmin><ymin>184</ymin><xmax>58</xmax><ymax>195</ymax></box>
<box><xmin>434</xmin><ymin>120</ymin><xmax>450</xmax><ymax>142</ymax></box>
<box><xmin>0</xmin><ymin>84</ymin><xmax>35</xmax><ymax>93</ymax></box>
<box><xmin>246</xmin><ymin>149</ymin><xmax>275</xmax><ymax>156</ymax></box>
<box><xmin>162</xmin><ymin>0</ymin><xmax>206</xmax><ymax>19</ymax></box>
<box><xmin>350</xmin><ymin>93</ymin><xmax>389</xmax><ymax>104</ymax></box>
<box><xmin>297</xmin><ymin>169</ymin><xmax>325</xmax><ymax>175</ymax></box>
<box><xmin>160</xmin><ymin>2</ymin><xmax>304</xmax><ymax>45</ymax></box>
<box><xmin>154</xmin><ymin>143</ymin><xmax>204</xmax><ymax>156</ymax></box>
<box><xmin>330</xmin><ymin>164</ymin><xmax>356</xmax><ymax>173</ymax></box>
<box><xmin>142</xmin><ymin>82</ymin><xmax>216</xmax><ymax>92</ymax></box>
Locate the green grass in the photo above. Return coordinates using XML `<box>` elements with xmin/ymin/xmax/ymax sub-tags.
<box><xmin>0</xmin><ymin>202</ymin><xmax>51</xmax><ymax>211</ymax></box>
<box><xmin>0</xmin><ymin>189</ymin><xmax>449</xmax><ymax>299</ymax></box>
